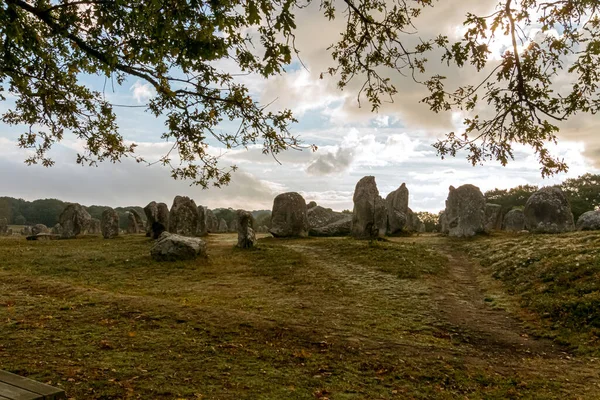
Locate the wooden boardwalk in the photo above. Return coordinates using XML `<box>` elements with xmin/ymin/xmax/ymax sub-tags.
<box><xmin>0</xmin><ymin>371</ymin><xmax>65</xmax><ymax>400</ymax></box>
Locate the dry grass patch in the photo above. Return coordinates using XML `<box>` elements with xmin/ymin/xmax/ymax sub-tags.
<box><xmin>0</xmin><ymin>234</ymin><xmax>598</xmax><ymax>398</ymax></box>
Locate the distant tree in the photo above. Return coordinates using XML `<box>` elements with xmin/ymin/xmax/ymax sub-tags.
<box><xmin>560</xmin><ymin>174</ymin><xmax>600</xmax><ymax>220</ymax></box>
<box><xmin>253</xmin><ymin>210</ymin><xmax>272</xmax><ymax>228</ymax></box>
<box><xmin>341</xmin><ymin>209</ymin><xmax>352</xmax><ymax>214</ymax></box>
<box><xmin>214</xmin><ymin>208</ymin><xmax>237</xmax><ymax>225</ymax></box>
<box><xmin>484</xmin><ymin>185</ymin><xmax>539</xmax><ymax>213</ymax></box>
<box><xmin>415</xmin><ymin>211</ymin><xmax>440</xmax><ymax>232</ymax></box>
<box><xmin>24</xmin><ymin>198</ymin><xmax>67</xmax><ymax>226</ymax></box>
<box><xmin>13</xmin><ymin>215</ymin><xmax>26</xmax><ymax>225</ymax></box>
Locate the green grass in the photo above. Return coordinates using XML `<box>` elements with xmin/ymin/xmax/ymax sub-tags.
<box><xmin>462</xmin><ymin>231</ymin><xmax>600</xmax><ymax>353</ymax></box>
<box><xmin>0</xmin><ymin>233</ymin><xmax>599</xmax><ymax>398</ymax></box>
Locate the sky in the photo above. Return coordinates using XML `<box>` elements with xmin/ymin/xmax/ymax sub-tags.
<box><xmin>0</xmin><ymin>1</ymin><xmax>597</xmax><ymax>212</ymax></box>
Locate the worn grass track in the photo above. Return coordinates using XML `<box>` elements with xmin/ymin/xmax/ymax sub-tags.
<box><xmin>0</xmin><ymin>233</ymin><xmax>599</xmax><ymax>399</ymax></box>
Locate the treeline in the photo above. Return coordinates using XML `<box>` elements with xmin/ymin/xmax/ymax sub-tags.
<box><xmin>417</xmin><ymin>173</ymin><xmax>600</xmax><ymax>232</ymax></box>
<box><xmin>0</xmin><ymin>197</ymin><xmax>274</xmax><ymax>230</ymax></box>
<box><xmin>484</xmin><ymin>173</ymin><xmax>600</xmax><ymax>221</ymax></box>
<box><xmin>0</xmin><ymin>197</ymin><xmax>145</xmax><ymax>230</ymax></box>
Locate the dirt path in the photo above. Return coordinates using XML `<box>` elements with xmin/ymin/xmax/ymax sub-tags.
<box><xmin>400</xmin><ymin>239</ymin><xmax>564</xmax><ymax>357</ymax></box>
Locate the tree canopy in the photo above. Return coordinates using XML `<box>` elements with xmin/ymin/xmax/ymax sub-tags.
<box><xmin>1</xmin><ymin>0</ymin><xmax>598</xmax><ymax>184</ymax></box>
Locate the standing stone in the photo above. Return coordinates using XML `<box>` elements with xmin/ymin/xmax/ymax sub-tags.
<box><xmin>237</xmin><ymin>210</ymin><xmax>257</xmax><ymax>248</ymax></box>
<box><xmin>445</xmin><ymin>184</ymin><xmax>486</xmax><ymax>237</ymax></box>
<box><xmin>484</xmin><ymin>203</ymin><xmax>503</xmax><ymax>232</ymax></box>
<box><xmin>385</xmin><ymin>183</ymin><xmax>410</xmax><ymax>235</ymax></box>
<box><xmin>270</xmin><ymin>192</ymin><xmax>309</xmax><ymax>238</ymax></box>
<box><xmin>524</xmin><ymin>187</ymin><xmax>574</xmax><ymax>233</ymax></box>
<box><xmin>144</xmin><ymin>202</ymin><xmax>169</xmax><ymax>238</ymax></box>
<box><xmin>150</xmin><ymin>232</ymin><xmax>207</xmax><ymax>261</ymax></box>
<box><xmin>229</xmin><ymin>219</ymin><xmax>238</xmax><ymax>233</ymax></box>
<box><xmin>21</xmin><ymin>226</ymin><xmax>32</xmax><ymax>236</ymax></box>
<box><xmin>503</xmin><ymin>209</ymin><xmax>525</xmax><ymax>232</ymax></box>
<box><xmin>439</xmin><ymin>211</ymin><xmax>449</xmax><ymax>234</ymax></box>
<box><xmin>51</xmin><ymin>223</ymin><xmax>63</xmax><ymax>235</ymax></box>
<box><xmin>168</xmin><ymin>196</ymin><xmax>198</xmax><ymax>236</ymax></box>
<box><xmin>206</xmin><ymin>209</ymin><xmax>219</xmax><ymax>233</ymax></box>
<box><xmin>196</xmin><ymin>205</ymin><xmax>208</xmax><ymax>237</ymax></box>
<box><xmin>59</xmin><ymin>203</ymin><xmax>92</xmax><ymax>239</ymax></box>
<box><xmin>31</xmin><ymin>224</ymin><xmax>49</xmax><ymax>236</ymax></box>
<box><xmin>0</xmin><ymin>218</ymin><xmax>7</xmax><ymax>235</ymax></box>
<box><xmin>404</xmin><ymin>208</ymin><xmax>421</xmax><ymax>232</ymax></box>
<box><xmin>258</xmin><ymin>225</ymin><xmax>269</xmax><ymax>233</ymax></box>
<box><xmin>88</xmin><ymin>218</ymin><xmax>101</xmax><ymax>235</ymax></box>
<box><xmin>218</xmin><ymin>218</ymin><xmax>228</xmax><ymax>233</ymax></box>
<box><xmin>576</xmin><ymin>210</ymin><xmax>600</xmax><ymax>231</ymax></box>
<box><xmin>351</xmin><ymin>176</ymin><xmax>386</xmax><ymax>239</ymax></box>
<box><xmin>101</xmin><ymin>208</ymin><xmax>120</xmax><ymax>239</ymax></box>
<box><xmin>126</xmin><ymin>209</ymin><xmax>145</xmax><ymax>234</ymax></box>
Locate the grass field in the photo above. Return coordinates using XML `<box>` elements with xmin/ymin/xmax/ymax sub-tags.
<box><xmin>0</xmin><ymin>233</ymin><xmax>599</xmax><ymax>399</ymax></box>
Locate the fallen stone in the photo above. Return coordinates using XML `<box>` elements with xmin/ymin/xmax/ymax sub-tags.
<box><xmin>150</xmin><ymin>232</ymin><xmax>207</xmax><ymax>261</ymax></box>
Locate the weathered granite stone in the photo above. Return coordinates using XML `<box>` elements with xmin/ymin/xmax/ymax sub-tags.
<box><xmin>168</xmin><ymin>196</ymin><xmax>198</xmax><ymax>236</ymax></box>
<box><xmin>307</xmin><ymin>201</ymin><xmax>318</xmax><ymax>209</ymax></box>
<box><xmin>206</xmin><ymin>209</ymin><xmax>219</xmax><ymax>233</ymax></box>
<box><xmin>307</xmin><ymin>205</ymin><xmax>348</xmax><ymax>235</ymax></box>
<box><xmin>576</xmin><ymin>210</ymin><xmax>600</xmax><ymax>231</ymax></box>
<box><xmin>439</xmin><ymin>211</ymin><xmax>449</xmax><ymax>234</ymax></box>
<box><xmin>524</xmin><ymin>187</ymin><xmax>574</xmax><ymax>233</ymax></box>
<box><xmin>485</xmin><ymin>203</ymin><xmax>503</xmax><ymax>232</ymax></box>
<box><xmin>144</xmin><ymin>201</ymin><xmax>170</xmax><ymax>237</ymax></box>
<box><xmin>503</xmin><ymin>209</ymin><xmax>525</xmax><ymax>232</ymax></box>
<box><xmin>236</xmin><ymin>210</ymin><xmax>257</xmax><ymax>248</ymax></box>
<box><xmin>21</xmin><ymin>226</ymin><xmax>32</xmax><ymax>236</ymax></box>
<box><xmin>385</xmin><ymin>183</ymin><xmax>410</xmax><ymax>235</ymax></box>
<box><xmin>51</xmin><ymin>223</ymin><xmax>63</xmax><ymax>235</ymax></box>
<box><xmin>101</xmin><ymin>208</ymin><xmax>120</xmax><ymax>239</ymax></box>
<box><xmin>445</xmin><ymin>184</ymin><xmax>486</xmax><ymax>237</ymax></box>
<box><xmin>31</xmin><ymin>224</ymin><xmax>49</xmax><ymax>236</ymax></box>
<box><xmin>196</xmin><ymin>205</ymin><xmax>208</xmax><ymax>237</ymax></box>
<box><xmin>88</xmin><ymin>218</ymin><xmax>101</xmax><ymax>235</ymax></box>
<box><xmin>218</xmin><ymin>218</ymin><xmax>228</xmax><ymax>233</ymax></box>
<box><xmin>150</xmin><ymin>232</ymin><xmax>207</xmax><ymax>261</ymax></box>
<box><xmin>59</xmin><ymin>203</ymin><xmax>91</xmax><ymax>238</ymax></box>
<box><xmin>310</xmin><ymin>216</ymin><xmax>352</xmax><ymax>237</ymax></box>
<box><xmin>270</xmin><ymin>192</ymin><xmax>309</xmax><ymax>238</ymax></box>
<box><xmin>228</xmin><ymin>219</ymin><xmax>238</xmax><ymax>233</ymax></box>
<box><xmin>351</xmin><ymin>176</ymin><xmax>386</xmax><ymax>239</ymax></box>
<box><xmin>26</xmin><ymin>233</ymin><xmax>60</xmax><ymax>241</ymax></box>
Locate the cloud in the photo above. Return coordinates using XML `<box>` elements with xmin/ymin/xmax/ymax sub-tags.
<box><xmin>130</xmin><ymin>80</ymin><xmax>155</xmax><ymax>104</ymax></box>
<box><xmin>306</xmin><ymin>129</ymin><xmax>427</xmax><ymax>175</ymax></box>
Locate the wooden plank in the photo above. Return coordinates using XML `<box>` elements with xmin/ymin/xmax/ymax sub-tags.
<box><xmin>0</xmin><ymin>372</ymin><xmax>65</xmax><ymax>400</ymax></box>
<box><xmin>0</xmin><ymin>381</ymin><xmax>40</xmax><ymax>400</ymax></box>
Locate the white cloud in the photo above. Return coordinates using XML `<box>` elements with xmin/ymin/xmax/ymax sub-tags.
<box><xmin>130</xmin><ymin>80</ymin><xmax>155</xmax><ymax>104</ymax></box>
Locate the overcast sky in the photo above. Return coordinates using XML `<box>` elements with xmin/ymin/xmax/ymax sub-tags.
<box><xmin>0</xmin><ymin>1</ymin><xmax>597</xmax><ymax>212</ymax></box>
